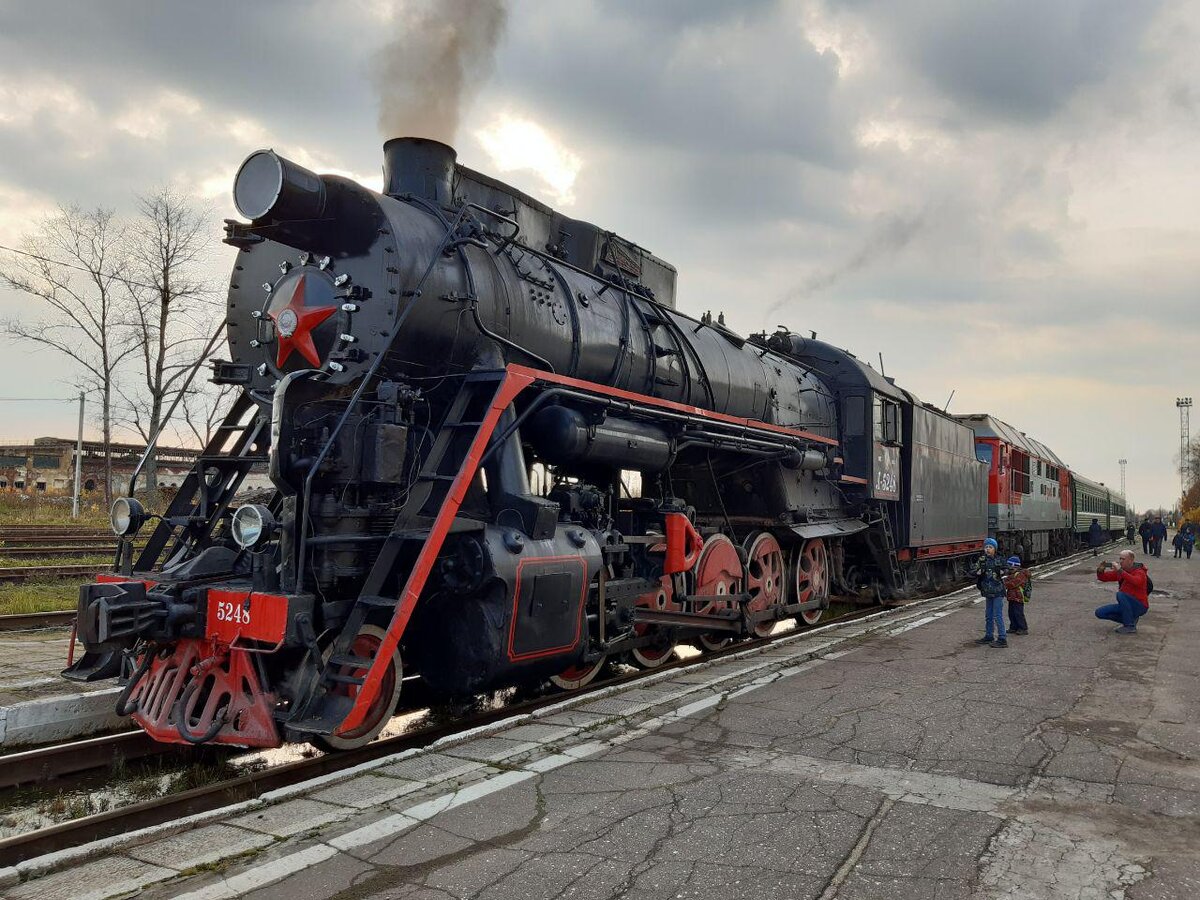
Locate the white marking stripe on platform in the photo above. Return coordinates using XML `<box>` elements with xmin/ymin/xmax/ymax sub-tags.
<box><xmin>171</xmin><ymin>844</ymin><xmax>340</xmax><ymax>900</ymax></box>
<box><xmin>888</xmin><ymin>612</ymin><xmax>951</xmax><ymax>635</ymax></box>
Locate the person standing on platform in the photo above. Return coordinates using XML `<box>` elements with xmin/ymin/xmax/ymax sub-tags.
<box><xmin>1125</xmin><ymin>522</ymin><xmax>1136</xmax><ymax>544</ymax></box>
<box><xmin>1173</xmin><ymin>531</ymin><xmax>1184</xmax><ymax>558</ymax></box>
<box><xmin>1151</xmin><ymin>517</ymin><xmax>1168</xmax><ymax>557</ymax></box>
<box><xmin>1095</xmin><ymin>550</ymin><xmax>1150</xmax><ymax>634</ymax></box>
<box><xmin>1088</xmin><ymin>518</ymin><xmax>1104</xmax><ymax>556</ymax></box>
<box><xmin>971</xmin><ymin>538</ymin><xmax>1009</xmax><ymax>648</ymax></box>
<box><xmin>1184</xmin><ymin>528</ymin><xmax>1196</xmax><ymax>560</ymax></box>
<box><xmin>1003</xmin><ymin>555</ymin><xmax>1031</xmax><ymax>635</ymax></box>
<box><xmin>1139</xmin><ymin>518</ymin><xmax>1152</xmax><ymax>555</ymax></box>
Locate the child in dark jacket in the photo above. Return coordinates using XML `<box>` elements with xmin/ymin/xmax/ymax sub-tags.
<box><xmin>1003</xmin><ymin>555</ymin><xmax>1031</xmax><ymax>635</ymax></box>
<box><xmin>970</xmin><ymin>538</ymin><xmax>1009</xmax><ymax>647</ymax></box>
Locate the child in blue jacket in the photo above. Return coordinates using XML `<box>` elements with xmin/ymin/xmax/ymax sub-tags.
<box><xmin>970</xmin><ymin>538</ymin><xmax>1009</xmax><ymax>647</ymax></box>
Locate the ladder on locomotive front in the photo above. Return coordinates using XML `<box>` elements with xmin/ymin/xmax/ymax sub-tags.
<box><xmin>119</xmin><ymin>392</ymin><xmax>273</xmax><ymax>576</ymax></box>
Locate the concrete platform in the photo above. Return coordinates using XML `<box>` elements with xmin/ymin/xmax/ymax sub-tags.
<box><xmin>0</xmin><ymin>627</ymin><xmax>123</xmax><ymax>747</ymax></box>
<box><xmin>6</xmin><ymin>548</ymin><xmax>1200</xmax><ymax>899</ymax></box>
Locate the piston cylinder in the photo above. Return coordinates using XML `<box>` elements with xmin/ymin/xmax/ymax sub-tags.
<box><xmin>527</xmin><ymin>406</ymin><xmax>675</xmax><ymax>473</ymax></box>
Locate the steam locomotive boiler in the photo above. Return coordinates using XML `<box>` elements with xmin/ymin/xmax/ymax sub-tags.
<box><xmin>64</xmin><ymin>138</ymin><xmax>983</xmax><ymax>751</ymax></box>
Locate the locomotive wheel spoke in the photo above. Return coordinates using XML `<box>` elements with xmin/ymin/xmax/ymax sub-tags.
<box><xmin>311</xmin><ymin>625</ymin><xmax>402</xmax><ymax>752</ymax></box>
<box><xmin>550</xmin><ymin>657</ymin><xmax>606</xmax><ymax>690</ymax></box>
<box><xmin>794</xmin><ymin>538</ymin><xmax>830</xmax><ymax>625</ymax></box>
<box><xmin>631</xmin><ymin>570</ymin><xmax>679</xmax><ymax>669</ymax></box>
<box><xmin>744</xmin><ymin>532</ymin><xmax>785</xmax><ymax>638</ymax></box>
<box><xmin>693</xmin><ymin>534</ymin><xmax>743</xmax><ymax>651</ymax></box>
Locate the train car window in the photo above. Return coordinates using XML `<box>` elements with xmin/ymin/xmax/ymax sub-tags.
<box><xmin>882</xmin><ymin>401</ymin><xmax>901</xmax><ymax>445</ymax></box>
<box><xmin>872</xmin><ymin>396</ymin><xmax>883</xmax><ymax>441</ymax></box>
<box><xmin>1036</xmin><ymin>460</ymin><xmax>1042</xmax><ymax>477</ymax></box>
<box><xmin>1010</xmin><ymin>449</ymin><xmax>1031</xmax><ymax>494</ymax></box>
<box><xmin>976</xmin><ymin>443</ymin><xmax>994</xmax><ymax>468</ymax></box>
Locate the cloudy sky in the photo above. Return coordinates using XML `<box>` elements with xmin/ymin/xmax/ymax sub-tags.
<box><xmin>0</xmin><ymin>0</ymin><xmax>1197</xmax><ymax>509</ymax></box>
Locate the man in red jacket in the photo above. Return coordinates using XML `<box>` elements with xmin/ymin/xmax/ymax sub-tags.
<box><xmin>1095</xmin><ymin>550</ymin><xmax>1150</xmax><ymax>634</ymax></box>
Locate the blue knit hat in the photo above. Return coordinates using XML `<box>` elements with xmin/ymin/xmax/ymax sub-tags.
<box><xmin>983</xmin><ymin>538</ymin><xmax>998</xmax><ymax>550</ymax></box>
<box><xmin>1007</xmin><ymin>555</ymin><xmax>1021</xmax><ymax>566</ymax></box>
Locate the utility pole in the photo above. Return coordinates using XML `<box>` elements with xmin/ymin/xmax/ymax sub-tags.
<box><xmin>1118</xmin><ymin>458</ymin><xmax>1127</xmax><ymax>500</ymax></box>
<box><xmin>1177</xmin><ymin>398</ymin><xmax>1192</xmax><ymax>501</ymax></box>
<box><xmin>72</xmin><ymin>390</ymin><xmax>84</xmax><ymax>519</ymax></box>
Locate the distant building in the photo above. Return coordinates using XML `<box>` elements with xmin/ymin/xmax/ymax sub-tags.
<box><xmin>0</xmin><ymin>436</ymin><xmax>270</xmax><ymax>495</ymax></box>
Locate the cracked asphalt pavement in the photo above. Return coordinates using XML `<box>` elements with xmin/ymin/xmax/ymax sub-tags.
<box><xmin>91</xmin><ymin>553</ymin><xmax>1200</xmax><ymax>898</ymax></box>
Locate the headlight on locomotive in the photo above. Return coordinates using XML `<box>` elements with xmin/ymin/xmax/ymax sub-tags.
<box><xmin>231</xmin><ymin>504</ymin><xmax>276</xmax><ymax>551</ymax></box>
<box><xmin>110</xmin><ymin>497</ymin><xmax>147</xmax><ymax>537</ymax></box>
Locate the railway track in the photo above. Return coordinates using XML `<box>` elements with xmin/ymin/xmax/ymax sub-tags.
<box><xmin>0</xmin><ymin>524</ymin><xmax>110</xmax><ymax>531</ymax></box>
<box><xmin>0</xmin><ymin>545</ymin><xmax>1103</xmax><ymax>869</ymax></box>
<box><xmin>0</xmin><ymin>610</ymin><xmax>76</xmax><ymax>631</ymax></box>
<box><xmin>0</xmin><ymin>564</ymin><xmax>103</xmax><ymax>584</ymax></box>
<box><xmin>0</xmin><ymin>535</ymin><xmax>117</xmax><ymax>545</ymax></box>
<box><xmin>0</xmin><ymin>544</ymin><xmax>119</xmax><ymax>559</ymax></box>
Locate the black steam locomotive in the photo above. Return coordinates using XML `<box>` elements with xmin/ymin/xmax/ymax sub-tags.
<box><xmin>65</xmin><ymin>139</ymin><xmax>986</xmax><ymax>750</ymax></box>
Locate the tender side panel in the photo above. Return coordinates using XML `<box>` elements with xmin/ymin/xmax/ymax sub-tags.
<box><xmin>907</xmin><ymin>406</ymin><xmax>987</xmax><ymax>547</ymax></box>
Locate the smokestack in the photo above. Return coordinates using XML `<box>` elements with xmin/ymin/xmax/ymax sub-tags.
<box><xmin>382</xmin><ymin>137</ymin><xmax>457</xmax><ymax>206</ymax></box>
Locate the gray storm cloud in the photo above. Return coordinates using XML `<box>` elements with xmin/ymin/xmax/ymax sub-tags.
<box><xmin>372</xmin><ymin>0</ymin><xmax>508</xmax><ymax>144</ymax></box>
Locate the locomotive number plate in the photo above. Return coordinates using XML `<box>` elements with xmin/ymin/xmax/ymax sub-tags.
<box><xmin>206</xmin><ymin>589</ymin><xmax>289</xmax><ymax>645</ymax></box>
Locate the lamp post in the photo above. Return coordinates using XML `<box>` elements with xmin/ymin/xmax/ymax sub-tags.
<box><xmin>1178</xmin><ymin>398</ymin><xmax>1192</xmax><ymax>501</ymax></box>
<box><xmin>71</xmin><ymin>391</ymin><xmax>84</xmax><ymax>519</ymax></box>
<box><xmin>1118</xmin><ymin>458</ymin><xmax>1127</xmax><ymax>501</ymax></box>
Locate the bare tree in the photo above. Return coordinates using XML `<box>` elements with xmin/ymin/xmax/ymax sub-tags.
<box><xmin>180</xmin><ymin>379</ymin><xmax>238</xmax><ymax>447</ymax></box>
<box><xmin>1</xmin><ymin>206</ymin><xmax>136</xmax><ymax>507</ymax></box>
<box><xmin>119</xmin><ymin>188</ymin><xmax>217</xmax><ymax>491</ymax></box>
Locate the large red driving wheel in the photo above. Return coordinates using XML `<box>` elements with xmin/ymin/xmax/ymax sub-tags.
<box><xmin>549</xmin><ymin>656</ymin><xmax>606</xmax><ymax>690</ymax></box>
<box><xmin>744</xmin><ymin>532</ymin><xmax>785</xmax><ymax>637</ymax></box>
<box><xmin>312</xmin><ymin>625</ymin><xmax>402</xmax><ymax>752</ymax></box>
<box><xmin>631</xmin><ymin>564</ymin><xmax>679</xmax><ymax>669</ymax></box>
<box><xmin>693</xmin><ymin>534</ymin><xmax>743</xmax><ymax>651</ymax></box>
<box><xmin>793</xmin><ymin>538</ymin><xmax>830</xmax><ymax>625</ymax></box>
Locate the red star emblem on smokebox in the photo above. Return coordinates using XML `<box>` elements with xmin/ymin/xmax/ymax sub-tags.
<box><xmin>268</xmin><ymin>274</ymin><xmax>337</xmax><ymax>368</ymax></box>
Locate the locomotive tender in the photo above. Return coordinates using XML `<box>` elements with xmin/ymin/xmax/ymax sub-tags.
<box><xmin>64</xmin><ymin>139</ymin><xmax>1117</xmax><ymax>750</ymax></box>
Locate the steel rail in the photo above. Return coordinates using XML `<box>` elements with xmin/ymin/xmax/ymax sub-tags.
<box><xmin>0</xmin><ymin>545</ymin><xmax>120</xmax><ymax>558</ymax></box>
<box><xmin>0</xmin><ymin>731</ymin><xmax>161</xmax><ymax>790</ymax></box>
<box><xmin>0</xmin><ymin>565</ymin><xmax>100</xmax><ymax>584</ymax></box>
<box><xmin>0</xmin><ymin>610</ymin><xmax>76</xmax><ymax>631</ymax></box>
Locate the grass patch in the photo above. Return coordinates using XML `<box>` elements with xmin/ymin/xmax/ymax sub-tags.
<box><xmin>0</xmin><ymin>553</ymin><xmax>112</xmax><ymax>569</ymax></box>
<box><xmin>0</xmin><ymin>494</ymin><xmax>111</xmax><ymax>527</ymax></box>
<box><xmin>0</xmin><ymin>580</ymin><xmax>81</xmax><ymax>615</ymax></box>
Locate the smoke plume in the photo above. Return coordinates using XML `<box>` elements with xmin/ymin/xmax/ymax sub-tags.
<box><xmin>372</xmin><ymin>0</ymin><xmax>508</xmax><ymax>144</ymax></box>
<box><xmin>767</xmin><ymin>211</ymin><xmax>927</xmax><ymax>317</ymax></box>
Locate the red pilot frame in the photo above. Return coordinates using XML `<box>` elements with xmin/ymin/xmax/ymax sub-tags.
<box><xmin>124</xmin><ymin>589</ymin><xmax>290</xmax><ymax>747</ymax></box>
